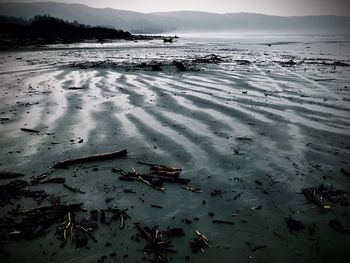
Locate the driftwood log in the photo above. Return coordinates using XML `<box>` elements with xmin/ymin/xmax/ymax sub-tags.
<box><xmin>119</xmin><ymin>173</ymin><xmax>190</xmax><ymax>184</ymax></box>
<box><xmin>20</xmin><ymin>128</ymin><xmax>40</xmax><ymax>133</ymax></box>
<box><xmin>52</xmin><ymin>149</ymin><xmax>127</xmax><ymax>168</ymax></box>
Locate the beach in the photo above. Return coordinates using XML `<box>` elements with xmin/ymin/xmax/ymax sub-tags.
<box><xmin>1</xmin><ymin>36</ymin><xmax>350</xmax><ymax>262</ymax></box>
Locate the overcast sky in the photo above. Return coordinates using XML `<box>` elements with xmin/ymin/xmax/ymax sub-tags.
<box><xmin>1</xmin><ymin>0</ymin><xmax>350</xmax><ymax>16</ymax></box>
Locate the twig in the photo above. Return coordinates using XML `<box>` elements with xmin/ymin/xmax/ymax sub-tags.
<box><xmin>137</xmin><ymin>175</ymin><xmax>165</xmax><ymax>192</ymax></box>
<box><xmin>151</xmin><ymin>204</ymin><xmax>163</xmax><ymax>209</ymax></box>
<box><xmin>212</xmin><ymin>219</ymin><xmax>235</xmax><ymax>225</ymax></box>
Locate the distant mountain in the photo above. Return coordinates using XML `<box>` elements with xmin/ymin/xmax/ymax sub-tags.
<box><xmin>1</xmin><ymin>2</ymin><xmax>350</xmax><ymax>34</ymax></box>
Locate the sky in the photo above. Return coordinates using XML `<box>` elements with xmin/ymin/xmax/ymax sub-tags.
<box><xmin>1</xmin><ymin>0</ymin><xmax>350</xmax><ymax>16</ymax></box>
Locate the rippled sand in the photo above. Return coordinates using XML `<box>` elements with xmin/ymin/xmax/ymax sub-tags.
<box><xmin>1</xmin><ymin>37</ymin><xmax>350</xmax><ymax>262</ymax></box>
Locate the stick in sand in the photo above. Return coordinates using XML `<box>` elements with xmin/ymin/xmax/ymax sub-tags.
<box><xmin>52</xmin><ymin>149</ymin><xmax>127</xmax><ymax>168</ymax></box>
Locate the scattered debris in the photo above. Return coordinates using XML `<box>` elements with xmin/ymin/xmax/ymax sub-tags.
<box><xmin>119</xmin><ymin>166</ymin><xmax>190</xmax><ymax>192</ymax></box>
<box><xmin>189</xmin><ymin>230</ymin><xmax>211</xmax><ymax>253</ymax></box>
<box><xmin>135</xmin><ymin>223</ymin><xmax>183</xmax><ymax>262</ymax></box>
<box><xmin>120</xmin><ymin>170</ymin><xmax>166</xmax><ymax>192</ymax></box>
<box><xmin>57</xmin><ymin>209</ymin><xmax>98</xmax><ymax>248</ymax></box>
<box><xmin>302</xmin><ymin>184</ymin><xmax>349</xmax><ymax>212</ymax></box>
<box><xmin>0</xmin><ymin>203</ymin><xmax>83</xmax><ymax>242</ymax></box>
<box><xmin>52</xmin><ymin>149</ymin><xmax>127</xmax><ymax>168</ymax></box>
<box><xmin>302</xmin><ymin>187</ymin><xmax>327</xmax><ymax>212</ymax></box>
<box><xmin>106</xmin><ymin>208</ymin><xmax>130</xmax><ymax>229</ymax></box>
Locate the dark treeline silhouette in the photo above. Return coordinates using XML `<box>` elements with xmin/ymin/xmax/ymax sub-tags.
<box><xmin>0</xmin><ymin>15</ymin><xmax>134</xmax><ymax>46</ymax></box>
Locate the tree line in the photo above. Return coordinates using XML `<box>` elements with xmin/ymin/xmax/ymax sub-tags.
<box><xmin>0</xmin><ymin>15</ymin><xmax>133</xmax><ymax>45</ymax></box>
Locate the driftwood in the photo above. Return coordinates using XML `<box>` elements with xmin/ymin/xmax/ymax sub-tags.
<box><xmin>189</xmin><ymin>230</ymin><xmax>211</xmax><ymax>253</ymax></box>
<box><xmin>20</xmin><ymin>128</ymin><xmax>39</xmax><ymax>133</ymax></box>
<box><xmin>106</xmin><ymin>208</ymin><xmax>130</xmax><ymax>229</ymax></box>
<box><xmin>138</xmin><ymin>161</ymin><xmax>182</xmax><ymax>178</ymax></box>
<box><xmin>137</xmin><ymin>175</ymin><xmax>165</xmax><ymax>192</ymax></box>
<box><xmin>52</xmin><ymin>149</ymin><xmax>127</xmax><ymax>168</ymax></box>
<box><xmin>0</xmin><ymin>171</ymin><xmax>24</xmax><ymax>180</ymax></box>
<box><xmin>302</xmin><ymin>187</ymin><xmax>327</xmax><ymax>212</ymax></box>
<box><xmin>212</xmin><ymin>219</ymin><xmax>235</xmax><ymax>225</ymax></box>
<box><xmin>135</xmin><ymin>223</ymin><xmax>183</xmax><ymax>262</ymax></box>
<box><xmin>68</xmin><ymin>86</ymin><xmax>88</xmax><ymax>90</ymax></box>
<box><xmin>301</xmin><ymin>185</ymin><xmax>349</xmax><ymax>212</ymax></box>
<box><xmin>0</xmin><ymin>203</ymin><xmax>84</xmax><ymax>241</ymax></box>
<box><xmin>56</xmin><ymin>209</ymin><xmax>100</xmax><ymax>248</ymax></box>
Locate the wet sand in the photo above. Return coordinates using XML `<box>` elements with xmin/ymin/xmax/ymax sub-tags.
<box><xmin>1</xmin><ymin>37</ymin><xmax>350</xmax><ymax>262</ymax></box>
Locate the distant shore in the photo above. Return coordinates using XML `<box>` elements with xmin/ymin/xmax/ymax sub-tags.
<box><xmin>0</xmin><ymin>15</ymin><xmax>168</xmax><ymax>49</ymax></box>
